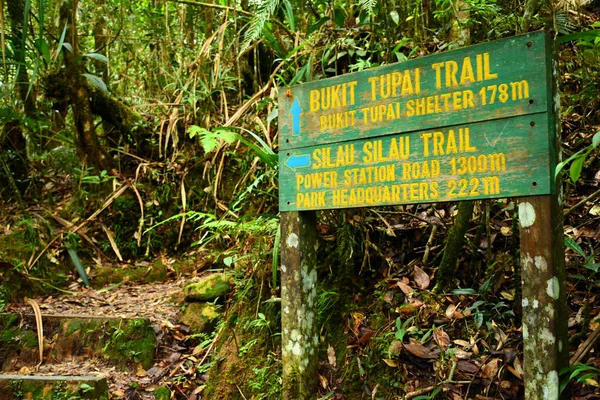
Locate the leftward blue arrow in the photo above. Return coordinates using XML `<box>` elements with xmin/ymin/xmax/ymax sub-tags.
<box><xmin>290</xmin><ymin>97</ymin><xmax>303</xmax><ymax>135</ymax></box>
<box><xmin>285</xmin><ymin>154</ymin><xmax>310</xmax><ymax>171</ymax></box>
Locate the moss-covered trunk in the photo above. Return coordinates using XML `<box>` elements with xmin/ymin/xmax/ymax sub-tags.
<box><xmin>59</xmin><ymin>0</ymin><xmax>112</xmax><ymax>172</ymax></box>
<box><xmin>280</xmin><ymin>211</ymin><xmax>319</xmax><ymax>399</ymax></box>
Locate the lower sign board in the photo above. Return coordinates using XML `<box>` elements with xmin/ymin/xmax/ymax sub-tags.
<box><xmin>279</xmin><ymin>113</ymin><xmax>554</xmax><ymax>211</ymax></box>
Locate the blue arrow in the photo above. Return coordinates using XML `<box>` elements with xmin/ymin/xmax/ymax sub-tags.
<box><xmin>290</xmin><ymin>97</ymin><xmax>303</xmax><ymax>135</ymax></box>
<box><xmin>285</xmin><ymin>154</ymin><xmax>310</xmax><ymax>171</ymax></box>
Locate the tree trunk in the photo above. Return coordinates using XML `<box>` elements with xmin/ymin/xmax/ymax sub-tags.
<box><xmin>60</xmin><ymin>0</ymin><xmax>112</xmax><ymax>171</ymax></box>
<box><xmin>6</xmin><ymin>0</ymin><xmax>37</xmax><ymax>117</ymax></box>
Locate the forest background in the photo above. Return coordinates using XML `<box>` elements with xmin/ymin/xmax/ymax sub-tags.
<box><xmin>1</xmin><ymin>0</ymin><xmax>600</xmax><ymax>398</ymax></box>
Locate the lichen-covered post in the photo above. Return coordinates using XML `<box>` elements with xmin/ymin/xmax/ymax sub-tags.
<box><xmin>518</xmin><ymin>35</ymin><xmax>568</xmax><ymax>400</ymax></box>
<box><xmin>280</xmin><ymin>211</ymin><xmax>319</xmax><ymax>399</ymax></box>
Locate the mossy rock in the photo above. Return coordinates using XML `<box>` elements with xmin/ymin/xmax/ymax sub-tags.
<box><xmin>1</xmin><ymin>315</ymin><xmax>156</xmax><ymax>371</ymax></box>
<box><xmin>180</xmin><ymin>303</ymin><xmax>221</xmax><ymax>334</ymax></box>
<box><xmin>154</xmin><ymin>386</ymin><xmax>171</xmax><ymax>400</ymax></box>
<box><xmin>0</xmin><ymin>375</ymin><xmax>108</xmax><ymax>400</ymax></box>
<box><xmin>101</xmin><ymin>318</ymin><xmax>156</xmax><ymax>370</ymax></box>
<box><xmin>183</xmin><ymin>273</ymin><xmax>232</xmax><ymax>302</ymax></box>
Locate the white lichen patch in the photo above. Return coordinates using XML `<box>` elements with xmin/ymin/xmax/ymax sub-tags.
<box><xmin>534</xmin><ymin>256</ymin><xmax>548</xmax><ymax>272</ymax></box>
<box><xmin>543</xmin><ymin>370</ymin><xmax>559</xmax><ymax>400</ymax></box>
<box><xmin>284</xmin><ymin>306</ymin><xmax>290</xmax><ymax>314</ymax></box>
<box><xmin>540</xmin><ymin>327</ymin><xmax>556</xmax><ymax>345</ymax></box>
<box><xmin>287</xmin><ymin>233</ymin><xmax>299</xmax><ymax>248</ymax></box>
<box><xmin>522</xmin><ymin>253</ymin><xmax>534</xmax><ymax>269</ymax></box>
<box><xmin>523</xmin><ymin>324</ymin><xmax>529</xmax><ymax>339</ymax></box>
<box><xmin>522</xmin><ymin>298</ymin><xmax>529</xmax><ymax>308</ymax></box>
<box><xmin>292</xmin><ymin>341</ymin><xmax>302</xmax><ymax>356</ymax></box>
<box><xmin>281</xmin><ymin>264</ymin><xmax>287</xmax><ymax>273</ymax></box>
<box><xmin>518</xmin><ymin>202</ymin><xmax>536</xmax><ymax>228</ymax></box>
<box><xmin>546</xmin><ymin>276</ymin><xmax>560</xmax><ymax>300</ymax></box>
<box><xmin>290</xmin><ymin>329</ymin><xmax>301</xmax><ymax>341</ymax></box>
<box><xmin>533</xmin><ymin>299</ymin><xmax>539</xmax><ymax>309</ymax></box>
<box><xmin>544</xmin><ymin>303</ymin><xmax>555</xmax><ymax>319</ymax></box>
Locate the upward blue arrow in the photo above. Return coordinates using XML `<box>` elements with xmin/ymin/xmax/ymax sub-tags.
<box><xmin>285</xmin><ymin>154</ymin><xmax>310</xmax><ymax>171</ymax></box>
<box><xmin>290</xmin><ymin>97</ymin><xmax>303</xmax><ymax>135</ymax></box>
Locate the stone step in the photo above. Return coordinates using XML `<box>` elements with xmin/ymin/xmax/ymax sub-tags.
<box><xmin>0</xmin><ymin>313</ymin><xmax>156</xmax><ymax>372</ymax></box>
<box><xmin>0</xmin><ymin>374</ymin><xmax>108</xmax><ymax>400</ymax></box>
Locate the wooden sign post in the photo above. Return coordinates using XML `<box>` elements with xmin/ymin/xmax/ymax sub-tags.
<box><xmin>279</xmin><ymin>31</ymin><xmax>568</xmax><ymax>399</ymax></box>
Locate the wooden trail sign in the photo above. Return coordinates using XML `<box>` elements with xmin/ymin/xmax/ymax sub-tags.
<box><xmin>279</xmin><ymin>31</ymin><xmax>567</xmax><ymax>400</ymax></box>
<box><xmin>279</xmin><ymin>32</ymin><xmax>550</xmax><ymax>151</ymax></box>
<box><xmin>279</xmin><ymin>32</ymin><xmax>556</xmax><ymax>212</ymax></box>
<box><xmin>280</xmin><ymin>113</ymin><xmax>552</xmax><ymax>211</ymax></box>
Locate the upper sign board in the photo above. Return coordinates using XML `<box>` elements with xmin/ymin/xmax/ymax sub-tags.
<box><xmin>279</xmin><ymin>32</ymin><xmax>551</xmax><ymax>150</ymax></box>
<box><xmin>278</xmin><ymin>32</ymin><xmax>555</xmax><ymax>211</ymax></box>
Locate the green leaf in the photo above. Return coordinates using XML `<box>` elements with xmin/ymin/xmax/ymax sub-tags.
<box><xmin>66</xmin><ymin>245</ymin><xmax>90</xmax><ymax>287</ymax></box>
<box><xmin>267</xmin><ymin>108</ymin><xmax>278</xmax><ymax>123</ymax></box>
<box><xmin>82</xmin><ymin>73</ymin><xmax>108</xmax><ymax>93</ymax></box>
<box><xmin>592</xmin><ymin>131</ymin><xmax>600</xmax><ymax>149</ymax></box>
<box><xmin>307</xmin><ymin>17</ymin><xmax>329</xmax><ymax>35</ymax></box>
<box><xmin>556</xmin><ymin>30</ymin><xmax>600</xmax><ymax>44</ymax></box>
<box><xmin>474</xmin><ymin>312</ymin><xmax>484</xmax><ymax>329</ymax></box>
<box><xmin>34</xmin><ymin>38</ymin><xmax>51</xmax><ymax>64</ymax></box>
<box><xmin>564</xmin><ymin>237</ymin><xmax>586</xmax><ymax>257</ymax></box>
<box><xmin>569</xmin><ymin>153</ymin><xmax>586</xmax><ymax>183</ymax></box>
<box><xmin>62</xmin><ymin>42</ymin><xmax>74</xmax><ymax>53</ymax></box>
<box><xmin>334</xmin><ymin>8</ymin><xmax>345</xmax><ymax>27</ymax></box>
<box><xmin>452</xmin><ymin>288</ymin><xmax>477</xmax><ymax>295</ymax></box>
<box><xmin>281</xmin><ymin>0</ymin><xmax>295</xmax><ymax>31</ymax></box>
<box><xmin>583</xmin><ymin>262</ymin><xmax>600</xmax><ymax>273</ymax></box>
<box><xmin>554</xmin><ymin>160</ymin><xmax>567</xmax><ymax>180</ymax></box>
<box><xmin>83</xmin><ymin>52</ymin><xmax>109</xmax><ymax>64</ymax></box>
<box><xmin>187</xmin><ymin>125</ymin><xmax>208</xmax><ymax>139</ymax></box>
<box><xmin>390</xmin><ymin>11</ymin><xmax>400</xmax><ymax>25</ymax></box>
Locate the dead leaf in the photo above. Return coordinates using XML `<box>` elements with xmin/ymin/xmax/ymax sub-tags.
<box><xmin>389</xmin><ymin>340</ymin><xmax>403</xmax><ymax>357</ymax></box>
<box><xmin>457</xmin><ymin>360</ymin><xmax>480</xmax><ymax>374</ymax></box>
<box><xmin>383</xmin><ymin>359</ymin><xmax>399</xmax><ymax>367</ymax></box>
<box><xmin>319</xmin><ymin>374</ymin><xmax>328</xmax><ymax>389</ymax></box>
<box><xmin>453</xmin><ymin>339</ymin><xmax>470</xmax><ymax>348</ymax></box>
<box><xmin>397</xmin><ymin>281</ymin><xmax>414</xmax><ymax>296</ymax></box>
<box><xmin>327</xmin><ymin>344</ymin><xmax>336</xmax><ymax>367</ymax></box>
<box><xmin>414</xmin><ymin>266</ymin><xmax>430</xmax><ymax>289</ymax></box>
<box><xmin>455</xmin><ymin>349</ymin><xmax>472</xmax><ymax>359</ymax></box>
<box><xmin>404</xmin><ymin>342</ymin><xmax>438</xmax><ymax>359</ymax></box>
<box><xmin>446</xmin><ymin>304</ymin><xmax>458</xmax><ymax>319</ymax></box>
<box><xmin>357</xmin><ymin>328</ymin><xmax>376</xmax><ymax>345</ymax></box>
<box><xmin>481</xmin><ymin>358</ymin><xmax>500</xmax><ymax>379</ymax></box>
<box><xmin>433</xmin><ymin>328</ymin><xmax>450</xmax><ymax>348</ymax></box>
<box><xmin>500</xmin><ymin>290</ymin><xmax>514</xmax><ymax>301</ymax></box>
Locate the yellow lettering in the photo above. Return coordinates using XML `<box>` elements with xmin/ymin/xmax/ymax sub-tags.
<box><xmin>483</xmin><ymin>53</ymin><xmax>498</xmax><ymax>80</ymax></box>
<box><xmin>459</xmin><ymin>56</ymin><xmax>475</xmax><ymax>85</ymax></box>
<box><xmin>310</xmin><ymin>90</ymin><xmax>320</xmax><ymax>112</ymax></box>
<box><xmin>432</xmin><ymin>62</ymin><xmax>444</xmax><ymax>89</ymax></box>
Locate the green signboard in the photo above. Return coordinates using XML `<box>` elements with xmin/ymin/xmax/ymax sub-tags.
<box><xmin>279</xmin><ymin>31</ymin><xmax>554</xmax><ymax>211</ymax></box>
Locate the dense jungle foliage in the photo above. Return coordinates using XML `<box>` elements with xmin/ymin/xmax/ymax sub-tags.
<box><xmin>1</xmin><ymin>0</ymin><xmax>600</xmax><ymax>398</ymax></box>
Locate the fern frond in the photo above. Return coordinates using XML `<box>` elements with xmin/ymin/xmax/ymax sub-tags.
<box><xmin>240</xmin><ymin>0</ymin><xmax>281</xmax><ymax>54</ymax></box>
<box><xmin>555</xmin><ymin>10</ymin><xmax>577</xmax><ymax>35</ymax></box>
<box><xmin>358</xmin><ymin>0</ymin><xmax>377</xmax><ymax>15</ymax></box>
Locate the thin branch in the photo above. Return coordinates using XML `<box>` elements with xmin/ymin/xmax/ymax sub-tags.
<box><xmin>564</xmin><ymin>187</ymin><xmax>600</xmax><ymax>218</ymax></box>
<box><xmin>167</xmin><ymin>0</ymin><xmax>252</xmax><ymax>16</ymax></box>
